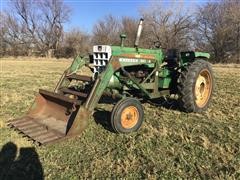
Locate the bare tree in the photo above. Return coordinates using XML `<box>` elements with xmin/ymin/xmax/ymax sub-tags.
<box><xmin>140</xmin><ymin>2</ymin><xmax>194</xmax><ymax>50</ymax></box>
<box><xmin>0</xmin><ymin>0</ymin><xmax>70</xmax><ymax>57</ymax></box>
<box><xmin>92</xmin><ymin>15</ymin><xmax>121</xmax><ymax>45</ymax></box>
<box><xmin>92</xmin><ymin>15</ymin><xmax>140</xmax><ymax>47</ymax></box>
<box><xmin>0</xmin><ymin>11</ymin><xmax>30</xmax><ymax>56</ymax></box>
<box><xmin>2</xmin><ymin>0</ymin><xmax>239</xmax><ymax>63</ymax></box>
<box><xmin>120</xmin><ymin>17</ymin><xmax>138</xmax><ymax>47</ymax></box>
<box><xmin>0</xmin><ymin>13</ymin><xmax>8</xmax><ymax>56</ymax></box>
<box><xmin>223</xmin><ymin>1</ymin><xmax>240</xmax><ymax>63</ymax></box>
<box><xmin>195</xmin><ymin>2</ymin><xmax>227</xmax><ymax>62</ymax></box>
<box><xmin>195</xmin><ymin>1</ymin><xmax>240</xmax><ymax>63</ymax></box>
<box><xmin>37</xmin><ymin>0</ymin><xmax>70</xmax><ymax>57</ymax></box>
<box><xmin>56</xmin><ymin>28</ymin><xmax>90</xmax><ymax>58</ymax></box>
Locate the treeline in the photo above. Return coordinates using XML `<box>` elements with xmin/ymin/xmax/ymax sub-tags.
<box><xmin>0</xmin><ymin>0</ymin><xmax>239</xmax><ymax>63</ymax></box>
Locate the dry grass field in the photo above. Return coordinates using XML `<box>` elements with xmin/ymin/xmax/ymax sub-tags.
<box><xmin>0</xmin><ymin>58</ymin><xmax>239</xmax><ymax>179</ymax></box>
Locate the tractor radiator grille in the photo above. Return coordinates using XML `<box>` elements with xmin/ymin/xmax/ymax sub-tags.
<box><xmin>93</xmin><ymin>45</ymin><xmax>111</xmax><ymax>79</ymax></box>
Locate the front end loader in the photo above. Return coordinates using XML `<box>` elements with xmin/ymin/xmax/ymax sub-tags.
<box><xmin>8</xmin><ymin>19</ymin><xmax>214</xmax><ymax>145</ymax></box>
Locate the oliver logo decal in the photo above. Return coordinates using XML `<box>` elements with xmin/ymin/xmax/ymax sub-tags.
<box><xmin>119</xmin><ymin>58</ymin><xmax>151</xmax><ymax>63</ymax></box>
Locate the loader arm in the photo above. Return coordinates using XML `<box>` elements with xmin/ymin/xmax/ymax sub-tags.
<box><xmin>55</xmin><ymin>54</ymin><xmax>118</xmax><ymax>112</ymax></box>
<box><xmin>55</xmin><ymin>55</ymin><xmax>90</xmax><ymax>93</ymax></box>
<box><xmin>63</xmin><ymin>58</ymin><xmax>119</xmax><ymax>136</ymax></box>
<box><xmin>85</xmin><ymin>59</ymin><xmax>118</xmax><ymax>110</ymax></box>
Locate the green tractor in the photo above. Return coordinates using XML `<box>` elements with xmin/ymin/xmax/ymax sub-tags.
<box><xmin>9</xmin><ymin>19</ymin><xmax>214</xmax><ymax>145</ymax></box>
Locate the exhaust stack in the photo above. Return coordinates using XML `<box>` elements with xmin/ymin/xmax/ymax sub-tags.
<box><xmin>134</xmin><ymin>18</ymin><xmax>144</xmax><ymax>48</ymax></box>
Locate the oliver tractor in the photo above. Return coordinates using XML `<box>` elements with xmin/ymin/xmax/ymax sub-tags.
<box><xmin>9</xmin><ymin>19</ymin><xmax>214</xmax><ymax>145</ymax></box>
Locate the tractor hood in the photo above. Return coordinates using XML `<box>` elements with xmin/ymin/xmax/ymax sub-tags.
<box><xmin>110</xmin><ymin>46</ymin><xmax>162</xmax><ymax>57</ymax></box>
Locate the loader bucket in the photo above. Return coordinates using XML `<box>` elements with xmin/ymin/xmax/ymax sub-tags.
<box><xmin>8</xmin><ymin>89</ymin><xmax>91</xmax><ymax>145</ymax></box>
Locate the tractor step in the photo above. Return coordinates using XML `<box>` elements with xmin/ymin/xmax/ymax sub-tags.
<box><xmin>66</xmin><ymin>74</ymin><xmax>92</xmax><ymax>82</ymax></box>
<box><xmin>39</xmin><ymin>89</ymin><xmax>82</xmax><ymax>105</ymax></box>
<box><xmin>60</xmin><ymin>88</ymin><xmax>88</xmax><ymax>98</ymax></box>
<box><xmin>8</xmin><ymin>116</ymin><xmax>66</xmax><ymax>145</ymax></box>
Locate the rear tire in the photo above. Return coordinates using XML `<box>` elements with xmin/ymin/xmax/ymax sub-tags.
<box><xmin>111</xmin><ymin>98</ymin><xmax>144</xmax><ymax>133</ymax></box>
<box><xmin>177</xmin><ymin>60</ymin><xmax>214</xmax><ymax>112</ymax></box>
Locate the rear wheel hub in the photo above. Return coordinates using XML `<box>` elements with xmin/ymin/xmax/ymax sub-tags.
<box><xmin>195</xmin><ymin>69</ymin><xmax>212</xmax><ymax>108</ymax></box>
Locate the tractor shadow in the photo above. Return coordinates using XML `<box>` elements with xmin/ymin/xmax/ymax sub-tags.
<box><xmin>93</xmin><ymin>96</ymin><xmax>182</xmax><ymax>133</ymax></box>
<box><xmin>93</xmin><ymin>109</ymin><xmax>115</xmax><ymax>133</ymax></box>
<box><xmin>93</xmin><ymin>96</ymin><xmax>119</xmax><ymax>133</ymax></box>
<box><xmin>146</xmin><ymin>97</ymin><xmax>182</xmax><ymax>111</ymax></box>
<box><xmin>0</xmin><ymin>142</ymin><xmax>43</xmax><ymax>180</ymax></box>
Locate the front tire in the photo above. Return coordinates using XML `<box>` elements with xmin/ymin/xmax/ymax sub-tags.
<box><xmin>178</xmin><ymin>60</ymin><xmax>214</xmax><ymax>112</ymax></box>
<box><xmin>111</xmin><ymin>98</ymin><xmax>144</xmax><ymax>133</ymax></box>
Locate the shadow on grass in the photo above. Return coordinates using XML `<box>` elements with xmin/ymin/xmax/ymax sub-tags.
<box><xmin>93</xmin><ymin>96</ymin><xmax>182</xmax><ymax>133</ymax></box>
<box><xmin>146</xmin><ymin>97</ymin><xmax>181</xmax><ymax>111</ymax></box>
<box><xmin>93</xmin><ymin>108</ymin><xmax>115</xmax><ymax>133</ymax></box>
<box><xmin>92</xmin><ymin>95</ymin><xmax>118</xmax><ymax>133</ymax></box>
<box><xmin>0</xmin><ymin>142</ymin><xmax>43</xmax><ymax>180</ymax></box>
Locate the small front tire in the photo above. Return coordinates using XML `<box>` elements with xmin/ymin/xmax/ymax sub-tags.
<box><xmin>111</xmin><ymin>98</ymin><xmax>144</xmax><ymax>133</ymax></box>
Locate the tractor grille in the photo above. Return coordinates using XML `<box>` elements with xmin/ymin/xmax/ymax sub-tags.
<box><xmin>93</xmin><ymin>45</ymin><xmax>111</xmax><ymax>79</ymax></box>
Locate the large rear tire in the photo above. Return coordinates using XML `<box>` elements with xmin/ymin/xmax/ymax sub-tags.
<box><xmin>177</xmin><ymin>60</ymin><xmax>214</xmax><ymax>112</ymax></box>
<box><xmin>111</xmin><ymin>98</ymin><xmax>144</xmax><ymax>133</ymax></box>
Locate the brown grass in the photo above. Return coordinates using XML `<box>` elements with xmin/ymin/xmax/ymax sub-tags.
<box><xmin>0</xmin><ymin>58</ymin><xmax>239</xmax><ymax>179</ymax></box>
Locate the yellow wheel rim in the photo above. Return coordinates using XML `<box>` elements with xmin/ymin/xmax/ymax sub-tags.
<box><xmin>121</xmin><ymin>106</ymin><xmax>139</xmax><ymax>129</ymax></box>
<box><xmin>195</xmin><ymin>69</ymin><xmax>212</xmax><ymax>108</ymax></box>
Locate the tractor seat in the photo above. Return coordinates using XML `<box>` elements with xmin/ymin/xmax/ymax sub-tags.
<box><xmin>165</xmin><ymin>49</ymin><xmax>180</xmax><ymax>67</ymax></box>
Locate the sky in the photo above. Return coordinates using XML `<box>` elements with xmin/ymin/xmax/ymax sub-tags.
<box><xmin>0</xmin><ymin>0</ymin><xmax>206</xmax><ymax>32</ymax></box>
<box><xmin>64</xmin><ymin>0</ymin><xmax>148</xmax><ymax>32</ymax></box>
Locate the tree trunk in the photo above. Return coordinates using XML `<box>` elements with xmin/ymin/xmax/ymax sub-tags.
<box><xmin>46</xmin><ymin>49</ymin><xmax>54</xmax><ymax>58</ymax></box>
<box><xmin>237</xmin><ymin>24</ymin><xmax>240</xmax><ymax>63</ymax></box>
